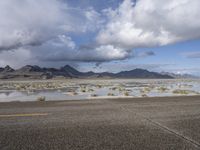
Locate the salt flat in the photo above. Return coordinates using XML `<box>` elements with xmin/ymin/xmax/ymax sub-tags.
<box><xmin>0</xmin><ymin>96</ymin><xmax>200</xmax><ymax>150</ymax></box>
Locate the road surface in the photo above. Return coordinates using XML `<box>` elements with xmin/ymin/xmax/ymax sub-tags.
<box><xmin>0</xmin><ymin>96</ymin><xmax>200</xmax><ymax>150</ymax></box>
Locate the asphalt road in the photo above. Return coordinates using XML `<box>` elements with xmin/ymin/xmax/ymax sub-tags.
<box><xmin>0</xmin><ymin>96</ymin><xmax>200</xmax><ymax>150</ymax></box>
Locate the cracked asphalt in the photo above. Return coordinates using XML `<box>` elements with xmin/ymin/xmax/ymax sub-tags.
<box><xmin>0</xmin><ymin>96</ymin><xmax>200</xmax><ymax>150</ymax></box>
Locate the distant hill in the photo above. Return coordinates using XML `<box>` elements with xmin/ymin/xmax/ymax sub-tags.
<box><xmin>115</xmin><ymin>68</ymin><xmax>172</xmax><ymax>79</ymax></box>
<box><xmin>161</xmin><ymin>72</ymin><xmax>199</xmax><ymax>79</ymax></box>
<box><xmin>0</xmin><ymin>65</ymin><xmax>174</xmax><ymax>79</ymax></box>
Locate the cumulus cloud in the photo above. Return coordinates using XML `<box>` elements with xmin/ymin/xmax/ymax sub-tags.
<box><xmin>34</xmin><ymin>35</ymin><xmax>131</xmax><ymax>63</ymax></box>
<box><xmin>1</xmin><ymin>0</ymin><xmax>200</xmax><ymax>67</ymax></box>
<box><xmin>0</xmin><ymin>0</ymin><xmax>101</xmax><ymax>51</ymax></box>
<box><xmin>96</xmin><ymin>0</ymin><xmax>200</xmax><ymax>49</ymax></box>
<box><xmin>74</xmin><ymin>45</ymin><xmax>131</xmax><ymax>62</ymax></box>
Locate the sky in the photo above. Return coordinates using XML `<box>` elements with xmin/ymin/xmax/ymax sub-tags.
<box><xmin>0</xmin><ymin>0</ymin><xmax>200</xmax><ymax>75</ymax></box>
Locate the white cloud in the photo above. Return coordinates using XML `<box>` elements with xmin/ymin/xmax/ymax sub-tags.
<box><xmin>1</xmin><ymin>0</ymin><xmax>200</xmax><ymax>67</ymax></box>
<box><xmin>34</xmin><ymin>36</ymin><xmax>131</xmax><ymax>62</ymax></box>
<box><xmin>0</xmin><ymin>0</ymin><xmax>100</xmax><ymax>51</ymax></box>
<box><xmin>97</xmin><ymin>0</ymin><xmax>200</xmax><ymax>49</ymax></box>
<box><xmin>75</xmin><ymin>45</ymin><xmax>131</xmax><ymax>62</ymax></box>
<box><xmin>0</xmin><ymin>48</ymin><xmax>32</xmax><ymax>67</ymax></box>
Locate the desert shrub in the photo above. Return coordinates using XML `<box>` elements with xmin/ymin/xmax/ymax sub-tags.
<box><xmin>88</xmin><ymin>88</ymin><xmax>94</xmax><ymax>92</ymax></box>
<box><xmin>140</xmin><ymin>89</ymin><xmax>145</xmax><ymax>93</ymax></box>
<box><xmin>142</xmin><ymin>94</ymin><xmax>148</xmax><ymax>97</ymax></box>
<box><xmin>157</xmin><ymin>87</ymin><xmax>169</xmax><ymax>92</ymax></box>
<box><xmin>80</xmin><ymin>86</ymin><xmax>86</xmax><ymax>92</ymax></box>
<box><xmin>110</xmin><ymin>87</ymin><xmax>117</xmax><ymax>91</ymax></box>
<box><xmin>124</xmin><ymin>91</ymin><xmax>129</xmax><ymax>96</ymax></box>
<box><xmin>16</xmin><ymin>84</ymin><xmax>26</xmax><ymax>91</ymax></box>
<box><xmin>118</xmin><ymin>86</ymin><xmax>125</xmax><ymax>92</ymax></box>
<box><xmin>73</xmin><ymin>92</ymin><xmax>78</xmax><ymax>95</ymax></box>
<box><xmin>37</xmin><ymin>96</ymin><xmax>46</xmax><ymax>101</ymax></box>
<box><xmin>81</xmin><ymin>89</ymin><xmax>86</xmax><ymax>92</ymax></box>
<box><xmin>144</xmin><ymin>87</ymin><xmax>151</xmax><ymax>92</ymax></box>
<box><xmin>107</xmin><ymin>93</ymin><xmax>114</xmax><ymax>96</ymax></box>
<box><xmin>91</xmin><ymin>94</ymin><xmax>98</xmax><ymax>97</ymax></box>
<box><xmin>173</xmin><ymin>89</ymin><xmax>190</xmax><ymax>94</ymax></box>
<box><xmin>173</xmin><ymin>89</ymin><xmax>198</xmax><ymax>95</ymax></box>
<box><xmin>96</xmin><ymin>85</ymin><xmax>102</xmax><ymax>88</ymax></box>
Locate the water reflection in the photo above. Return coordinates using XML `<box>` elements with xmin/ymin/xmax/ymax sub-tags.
<box><xmin>0</xmin><ymin>79</ymin><xmax>200</xmax><ymax>102</ymax></box>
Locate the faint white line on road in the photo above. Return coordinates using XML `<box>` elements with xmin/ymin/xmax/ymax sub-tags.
<box><xmin>144</xmin><ymin>117</ymin><xmax>200</xmax><ymax>148</ymax></box>
<box><xmin>118</xmin><ymin>104</ymin><xmax>200</xmax><ymax>148</ymax></box>
<box><xmin>101</xmin><ymin>99</ymin><xmax>200</xmax><ymax>148</ymax></box>
<box><xmin>0</xmin><ymin>113</ymin><xmax>48</xmax><ymax>118</ymax></box>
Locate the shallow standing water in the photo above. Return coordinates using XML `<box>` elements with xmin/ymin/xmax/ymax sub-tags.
<box><xmin>0</xmin><ymin>79</ymin><xmax>200</xmax><ymax>102</ymax></box>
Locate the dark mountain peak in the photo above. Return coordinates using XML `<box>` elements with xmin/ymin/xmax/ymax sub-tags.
<box><xmin>3</xmin><ymin>65</ymin><xmax>14</xmax><ymax>72</ymax></box>
<box><xmin>0</xmin><ymin>67</ymin><xmax>3</xmax><ymax>72</ymax></box>
<box><xmin>61</xmin><ymin>65</ymin><xmax>77</xmax><ymax>71</ymax></box>
<box><xmin>118</xmin><ymin>68</ymin><xmax>149</xmax><ymax>74</ymax></box>
<box><xmin>61</xmin><ymin>65</ymin><xmax>73</xmax><ymax>69</ymax></box>
<box><xmin>18</xmin><ymin>65</ymin><xmax>42</xmax><ymax>72</ymax></box>
<box><xmin>133</xmin><ymin>68</ymin><xmax>148</xmax><ymax>72</ymax></box>
<box><xmin>60</xmin><ymin>65</ymin><xmax>81</xmax><ymax>76</ymax></box>
<box><xmin>131</xmin><ymin>68</ymin><xmax>151</xmax><ymax>73</ymax></box>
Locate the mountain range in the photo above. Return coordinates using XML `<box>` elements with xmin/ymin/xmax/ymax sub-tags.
<box><xmin>0</xmin><ymin>65</ymin><xmax>194</xmax><ymax>79</ymax></box>
<box><xmin>160</xmin><ymin>72</ymin><xmax>198</xmax><ymax>79</ymax></box>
